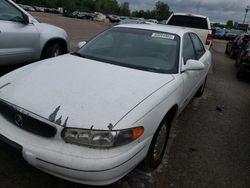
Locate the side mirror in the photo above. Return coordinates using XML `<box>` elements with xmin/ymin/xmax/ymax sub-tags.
<box><xmin>182</xmin><ymin>59</ymin><xmax>205</xmax><ymax>72</ymax></box>
<box><xmin>23</xmin><ymin>14</ymin><xmax>29</xmax><ymax>25</ymax></box>
<box><xmin>78</xmin><ymin>41</ymin><xmax>87</xmax><ymax>49</ymax></box>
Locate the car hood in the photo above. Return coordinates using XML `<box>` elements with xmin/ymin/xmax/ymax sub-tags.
<box><xmin>0</xmin><ymin>54</ymin><xmax>174</xmax><ymax>130</ymax></box>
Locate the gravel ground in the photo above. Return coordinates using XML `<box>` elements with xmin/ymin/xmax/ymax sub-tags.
<box><xmin>30</xmin><ymin>12</ymin><xmax>113</xmax><ymax>51</ymax></box>
<box><xmin>0</xmin><ymin>13</ymin><xmax>249</xmax><ymax>188</ymax></box>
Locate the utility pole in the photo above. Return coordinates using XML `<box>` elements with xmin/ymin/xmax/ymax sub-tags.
<box><xmin>196</xmin><ymin>1</ymin><xmax>202</xmax><ymax>14</ymax></box>
<box><xmin>243</xmin><ymin>6</ymin><xmax>250</xmax><ymax>24</ymax></box>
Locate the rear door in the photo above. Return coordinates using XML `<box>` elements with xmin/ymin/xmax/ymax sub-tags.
<box><xmin>0</xmin><ymin>0</ymin><xmax>40</xmax><ymax>66</ymax></box>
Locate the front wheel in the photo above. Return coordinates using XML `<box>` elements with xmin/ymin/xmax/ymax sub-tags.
<box><xmin>230</xmin><ymin>49</ymin><xmax>236</xmax><ymax>59</ymax></box>
<box><xmin>42</xmin><ymin>42</ymin><xmax>63</xmax><ymax>59</ymax></box>
<box><xmin>225</xmin><ymin>46</ymin><xmax>229</xmax><ymax>54</ymax></box>
<box><xmin>143</xmin><ymin>118</ymin><xmax>170</xmax><ymax>169</ymax></box>
<box><xmin>235</xmin><ymin>51</ymin><xmax>244</xmax><ymax>67</ymax></box>
<box><xmin>236</xmin><ymin>63</ymin><xmax>244</xmax><ymax>79</ymax></box>
<box><xmin>235</xmin><ymin>58</ymin><xmax>239</xmax><ymax>67</ymax></box>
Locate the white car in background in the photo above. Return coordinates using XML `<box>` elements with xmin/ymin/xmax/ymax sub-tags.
<box><xmin>0</xmin><ymin>24</ymin><xmax>211</xmax><ymax>185</ymax></box>
<box><xmin>166</xmin><ymin>13</ymin><xmax>213</xmax><ymax>49</ymax></box>
<box><xmin>0</xmin><ymin>0</ymin><xmax>69</xmax><ymax>66</ymax></box>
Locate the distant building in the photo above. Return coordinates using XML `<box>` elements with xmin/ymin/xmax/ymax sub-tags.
<box><xmin>234</xmin><ymin>22</ymin><xmax>249</xmax><ymax>32</ymax></box>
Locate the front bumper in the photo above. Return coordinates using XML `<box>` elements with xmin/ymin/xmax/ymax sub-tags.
<box><xmin>0</xmin><ymin>114</ymin><xmax>151</xmax><ymax>185</ymax></box>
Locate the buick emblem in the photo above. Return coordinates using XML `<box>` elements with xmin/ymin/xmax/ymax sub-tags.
<box><xmin>14</xmin><ymin>114</ymin><xmax>23</xmax><ymax>127</ymax></box>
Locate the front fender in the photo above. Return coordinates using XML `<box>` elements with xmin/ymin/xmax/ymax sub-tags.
<box><xmin>34</xmin><ymin>22</ymin><xmax>69</xmax><ymax>56</ymax></box>
<box><xmin>115</xmin><ymin>75</ymin><xmax>183</xmax><ymax>141</ymax></box>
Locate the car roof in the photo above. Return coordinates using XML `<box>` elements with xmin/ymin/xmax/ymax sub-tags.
<box><xmin>115</xmin><ymin>24</ymin><xmax>192</xmax><ymax>37</ymax></box>
<box><xmin>171</xmin><ymin>12</ymin><xmax>208</xmax><ymax>19</ymax></box>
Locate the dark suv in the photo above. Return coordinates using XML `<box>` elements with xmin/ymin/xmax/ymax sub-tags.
<box><xmin>225</xmin><ymin>33</ymin><xmax>250</xmax><ymax>59</ymax></box>
<box><xmin>235</xmin><ymin>41</ymin><xmax>250</xmax><ymax>78</ymax></box>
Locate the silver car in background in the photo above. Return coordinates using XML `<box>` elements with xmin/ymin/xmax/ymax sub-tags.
<box><xmin>0</xmin><ymin>0</ymin><xmax>69</xmax><ymax>66</ymax></box>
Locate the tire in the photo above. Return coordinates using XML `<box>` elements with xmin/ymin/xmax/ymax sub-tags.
<box><xmin>143</xmin><ymin>117</ymin><xmax>171</xmax><ymax>169</ymax></box>
<box><xmin>229</xmin><ymin>49</ymin><xmax>236</xmax><ymax>59</ymax></box>
<box><xmin>235</xmin><ymin>59</ymin><xmax>238</xmax><ymax>67</ymax></box>
<box><xmin>225</xmin><ymin>46</ymin><xmax>229</xmax><ymax>55</ymax></box>
<box><xmin>235</xmin><ymin>51</ymin><xmax>244</xmax><ymax>67</ymax></box>
<box><xmin>236</xmin><ymin>63</ymin><xmax>244</xmax><ymax>79</ymax></box>
<box><xmin>42</xmin><ymin>42</ymin><xmax>63</xmax><ymax>59</ymax></box>
<box><xmin>195</xmin><ymin>77</ymin><xmax>207</xmax><ymax>97</ymax></box>
<box><xmin>235</xmin><ymin>57</ymin><xmax>240</xmax><ymax>67</ymax></box>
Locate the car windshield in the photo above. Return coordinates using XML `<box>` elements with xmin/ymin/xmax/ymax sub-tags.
<box><xmin>77</xmin><ymin>27</ymin><xmax>180</xmax><ymax>73</ymax></box>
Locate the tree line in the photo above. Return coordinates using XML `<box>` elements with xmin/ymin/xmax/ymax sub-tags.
<box><xmin>16</xmin><ymin>0</ymin><xmax>172</xmax><ymax>21</ymax></box>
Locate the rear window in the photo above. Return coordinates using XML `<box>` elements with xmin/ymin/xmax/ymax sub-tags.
<box><xmin>168</xmin><ymin>15</ymin><xmax>209</xmax><ymax>30</ymax></box>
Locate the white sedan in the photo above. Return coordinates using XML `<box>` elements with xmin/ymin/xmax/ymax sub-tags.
<box><xmin>0</xmin><ymin>24</ymin><xmax>211</xmax><ymax>185</ymax></box>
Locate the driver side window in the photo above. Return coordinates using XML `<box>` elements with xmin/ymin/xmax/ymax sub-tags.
<box><xmin>190</xmin><ymin>33</ymin><xmax>205</xmax><ymax>59</ymax></box>
<box><xmin>182</xmin><ymin>34</ymin><xmax>196</xmax><ymax>64</ymax></box>
<box><xmin>0</xmin><ymin>0</ymin><xmax>24</xmax><ymax>23</ymax></box>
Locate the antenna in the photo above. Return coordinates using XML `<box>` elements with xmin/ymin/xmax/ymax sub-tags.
<box><xmin>243</xmin><ymin>5</ymin><xmax>250</xmax><ymax>24</ymax></box>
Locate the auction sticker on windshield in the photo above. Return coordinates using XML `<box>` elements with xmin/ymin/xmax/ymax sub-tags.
<box><xmin>151</xmin><ymin>33</ymin><xmax>175</xmax><ymax>40</ymax></box>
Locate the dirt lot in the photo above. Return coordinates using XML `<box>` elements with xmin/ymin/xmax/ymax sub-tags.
<box><xmin>0</xmin><ymin>13</ymin><xmax>250</xmax><ymax>188</ymax></box>
<box><xmin>31</xmin><ymin>12</ymin><xmax>113</xmax><ymax>51</ymax></box>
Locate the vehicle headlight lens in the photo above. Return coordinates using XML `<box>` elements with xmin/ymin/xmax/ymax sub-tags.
<box><xmin>61</xmin><ymin>127</ymin><xmax>144</xmax><ymax>148</ymax></box>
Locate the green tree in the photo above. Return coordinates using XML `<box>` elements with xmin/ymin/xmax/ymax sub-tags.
<box><xmin>226</xmin><ymin>20</ymin><xmax>234</xmax><ymax>29</ymax></box>
<box><xmin>15</xmin><ymin>0</ymin><xmax>172</xmax><ymax>21</ymax></box>
<box><xmin>119</xmin><ymin>2</ymin><xmax>130</xmax><ymax>16</ymax></box>
<box><xmin>96</xmin><ymin>0</ymin><xmax>119</xmax><ymax>14</ymax></box>
<box><xmin>154</xmin><ymin>1</ymin><xmax>171</xmax><ymax>21</ymax></box>
<box><xmin>131</xmin><ymin>1</ymin><xmax>171</xmax><ymax>20</ymax></box>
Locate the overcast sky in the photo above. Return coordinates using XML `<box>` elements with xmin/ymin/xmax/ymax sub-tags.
<box><xmin>118</xmin><ymin>0</ymin><xmax>250</xmax><ymax>23</ymax></box>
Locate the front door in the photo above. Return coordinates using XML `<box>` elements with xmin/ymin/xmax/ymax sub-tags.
<box><xmin>180</xmin><ymin>33</ymin><xmax>209</xmax><ymax>109</ymax></box>
<box><xmin>0</xmin><ymin>0</ymin><xmax>39</xmax><ymax>66</ymax></box>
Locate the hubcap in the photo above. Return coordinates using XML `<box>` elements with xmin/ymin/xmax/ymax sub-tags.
<box><xmin>153</xmin><ymin>123</ymin><xmax>167</xmax><ymax>161</ymax></box>
<box><xmin>54</xmin><ymin>48</ymin><xmax>60</xmax><ymax>57</ymax></box>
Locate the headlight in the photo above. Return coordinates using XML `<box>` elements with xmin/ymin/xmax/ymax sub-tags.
<box><xmin>61</xmin><ymin>127</ymin><xmax>144</xmax><ymax>148</ymax></box>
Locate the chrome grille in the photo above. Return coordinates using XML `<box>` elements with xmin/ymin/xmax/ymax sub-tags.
<box><xmin>0</xmin><ymin>99</ymin><xmax>57</xmax><ymax>138</ymax></box>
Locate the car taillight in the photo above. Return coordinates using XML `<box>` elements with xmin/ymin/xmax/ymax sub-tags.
<box><xmin>206</xmin><ymin>34</ymin><xmax>213</xmax><ymax>45</ymax></box>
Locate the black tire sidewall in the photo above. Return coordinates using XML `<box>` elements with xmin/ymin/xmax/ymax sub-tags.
<box><xmin>50</xmin><ymin>43</ymin><xmax>62</xmax><ymax>57</ymax></box>
<box><xmin>144</xmin><ymin>118</ymin><xmax>170</xmax><ymax>169</ymax></box>
<box><xmin>230</xmin><ymin>50</ymin><xmax>235</xmax><ymax>58</ymax></box>
<box><xmin>42</xmin><ymin>42</ymin><xmax>62</xmax><ymax>59</ymax></box>
<box><xmin>237</xmin><ymin>63</ymin><xmax>244</xmax><ymax>78</ymax></box>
